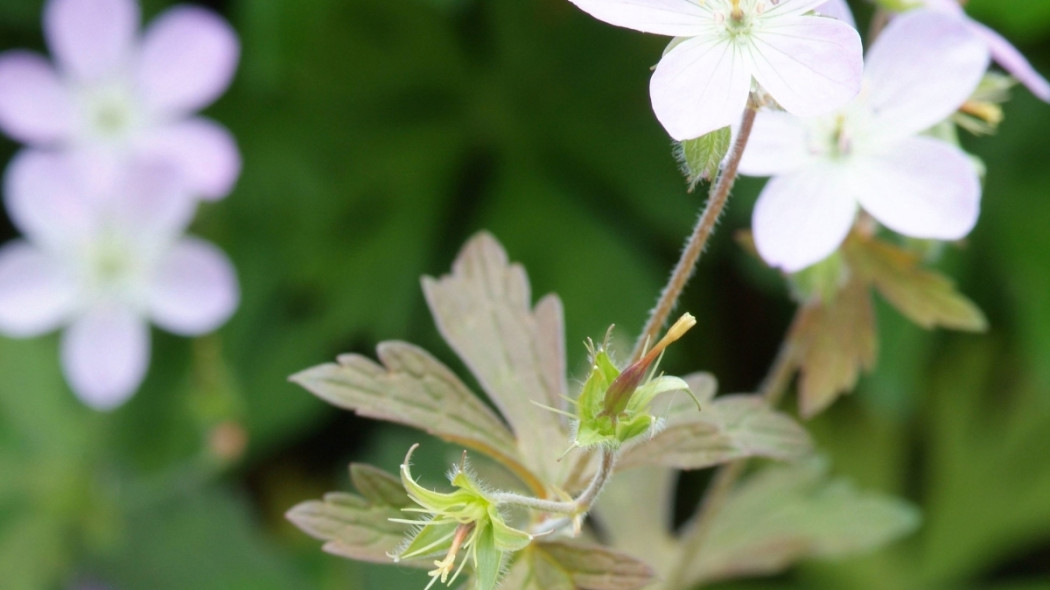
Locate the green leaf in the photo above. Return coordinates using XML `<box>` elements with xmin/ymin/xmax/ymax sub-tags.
<box><xmin>674</xmin><ymin>126</ymin><xmax>732</xmax><ymax>191</ymax></box>
<box><xmin>286</xmin><ymin>464</ymin><xmax>412</xmax><ymax>565</ymax></box>
<box><xmin>290</xmin><ymin>341</ymin><xmax>525</xmax><ymax>475</ymax></box>
<box><xmin>684</xmin><ymin>458</ymin><xmax>920</xmax><ymax>586</ymax></box>
<box><xmin>793</xmin><ymin>278</ymin><xmax>878</xmax><ymax>418</ymax></box>
<box><xmin>535</xmin><ymin>540</ymin><xmax>655</xmax><ymax>590</ymax></box>
<box><xmin>845</xmin><ymin>237</ymin><xmax>987</xmax><ymax>332</ymax></box>
<box><xmin>422</xmin><ymin>232</ymin><xmax>572</xmax><ymax>483</ymax></box>
<box><xmin>592</xmin><ymin>464</ymin><xmax>678</xmax><ymax>576</ymax></box>
<box><xmin>617</xmin><ymin>373</ymin><xmax>811</xmax><ymax>470</ymax></box>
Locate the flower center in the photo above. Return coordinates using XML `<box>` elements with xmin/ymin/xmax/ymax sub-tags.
<box><xmin>77</xmin><ymin>81</ymin><xmax>143</xmax><ymax>144</ymax></box>
<box><xmin>79</xmin><ymin>227</ymin><xmax>149</xmax><ymax>305</ymax></box>
<box><xmin>714</xmin><ymin>0</ymin><xmax>779</xmax><ymax>37</ymax></box>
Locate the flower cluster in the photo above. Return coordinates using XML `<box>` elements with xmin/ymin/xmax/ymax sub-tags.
<box><xmin>0</xmin><ymin>0</ymin><xmax>240</xmax><ymax>409</ymax></box>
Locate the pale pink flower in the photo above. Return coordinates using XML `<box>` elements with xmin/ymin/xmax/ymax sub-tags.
<box><xmin>565</xmin><ymin>0</ymin><xmax>864</xmax><ymax>140</ymax></box>
<box><xmin>815</xmin><ymin>0</ymin><xmax>855</xmax><ymax>29</ymax></box>
<box><xmin>739</xmin><ymin>10</ymin><xmax>990</xmax><ymax>272</ymax></box>
<box><xmin>919</xmin><ymin>0</ymin><xmax>1050</xmax><ymax>101</ymax></box>
<box><xmin>0</xmin><ymin>152</ymin><xmax>239</xmax><ymax>409</ymax></box>
<box><xmin>0</xmin><ymin>0</ymin><xmax>241</xmax><ymax>199</ymax></box>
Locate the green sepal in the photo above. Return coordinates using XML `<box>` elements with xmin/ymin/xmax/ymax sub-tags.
<box><xmin>614</xmin><ymin>414</ymin><xmax>654</xmax><ymax>444</ymax></box>
<box><xmin>397</xmin><ymin>520</ymin><xmax>458</xmax><ymax>561</ymax></box>
<box><xmin>473</xmin><ymin>522</ymin><xmax>502</xmax><ymax>590</ymax></box>
<box><xmin>489</xmin><ymin>505</ymin><xmax>533</xmax><ymax>552</ymax></box>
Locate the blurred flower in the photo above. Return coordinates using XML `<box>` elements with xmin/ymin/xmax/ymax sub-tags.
<box><xmin>564</xmin><ymin>0</ymin><xmax>863</xmax><ymax>140</ymax></box>
<box><xmin>920</xmin><ymin>0</ymin><xmax>1050</xmax><ymax>101</ymax></box>
<box><xmin>0</xmin><ymin>0</ymin><xmax>241</xmax><ymax>199</ymax></box>
<box><xmin>816</xmin><ymin>0</ymin><xmax>855</xmax><ymax>28</ymax></box>
<box><xmin>739</xmin><ymin>10</ymin><xmax>989</xmax><ymax>272</ymax></box>
<box><xmin>0</xmin><ymin>152</ymin><xmax>239</xmax><ymax>409</ymax></box>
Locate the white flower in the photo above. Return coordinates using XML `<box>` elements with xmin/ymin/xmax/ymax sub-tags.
<box><xmin>565</xmin><ymin>0</ymin><xmax>863</xmax><ymax>140</ymax></box>
<box><xmin>0</xmin><ymin>0</ymin><xmax>241</xmax><ymax>199</ymax></box>
<box><xmin>919</xmin><ymin>0</ymin><xmax>1050</xmax><ymax>101</ymax></box>
<box><xmin>0</xmin><ymin>152</ymin><xmax>239</xmax><ymax>409</ymax></box>
<box><xmin>739</xmin><ymin>10</ymin><xmax>990</xmax><ymax>272</ymax></box>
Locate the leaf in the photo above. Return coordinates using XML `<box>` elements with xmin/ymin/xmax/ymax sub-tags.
<box><xmin>685</xmin><ymin>458</ymin><xmax>920</xmax><ymax>586</ymax></box>
<box><xmin>592</xmin><ymin>464</ymin><xmax>678</xmax><ymax>576</ymax></box>
<box><xmin>675</xmin><ymin>126</ymin><xmax>732</xmax><ymax>191</ymax></box>
<box><xmin>285</xmin><ymin>463</ymin><xmax>412</xmax><ymax>565</ymax></box>
<box><xmin>534</xmin><ymin>540</ymin><xmax>655</xmax><ymax>590</ymax></box>
<box><xmin>422</xmin><ymin>232</ymin><xmax>571</xmax><ymax>482</ymax></box>
<box><xmin>290</xmin><ymin>341</ymin><xmax>526</xmax><ymax>476</ymax></box>
<box><xmin>617</xmin><ymin>373</ymin><xmax>812</xmax><ymax>470</ymax></box>
<box><xmin>792</xmin><ymin>278</ymin><xmax>878</xmax><ymax>418</ymax></box>
<box><xmin>845</xmin><ymin>236</ymin><xmax>987</xmax><ymax>332</ymax></box>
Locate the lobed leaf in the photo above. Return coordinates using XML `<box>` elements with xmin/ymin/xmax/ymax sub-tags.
<box><xmin>285</xmin><ymin>464</ymin><xmax>412</xmax><ymax>565</ymax></box>
<box><xmin>845</xmin><ymin>237</ymin><xmax>987</xmax><ymax>332</ymax></box>
<box><xmin>290</xmin><ymin>341</ymin><xmax>527</xmax><ymax>479</ymax></box>
<box><xmin>422</xmin><ymin>232</ymin><xmax>571</xmax><ymax>482</ymax></box>
<box><xmin>684</xmin><ymin>458</ymin><xmax>920</xmax><ymax>586</ymax></box>
<box><xmin>534</xmin><ymin>540</ymin><xmax>655</xmax><ymax>590</ymax></box>
<box><xmin>792</xmin><ymin>278</ymin><xmax>878</xmax><ymax>418</ymax></box>
<box><xmin>617</xmin><ymin>392</ymin><xmax>812</xmax><ymax>471</ymax></box>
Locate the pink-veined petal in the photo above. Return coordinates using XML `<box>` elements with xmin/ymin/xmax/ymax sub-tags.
<box><xmin>0</xmin><ymin>240</ymin><xmax>77</xmax><ymax>336</ymax></box>
<box><xmin>651</xmin><ymin>37</ymin><xmax>751</xmax><ymax>140</ymax></box>
<box><xmin>970</xmin><ymin>21</ymin><xmax>1050</xmax><ymax>102</ymax></box>
<box><xmin>738</xmin><ymin>110</ymin><xmax>813</xmax><ymax>176</ymax></box>
<box><xmin>3</xmin><ymin>150</ymin><xmax>98</xmax><ymax>247</ymax></box>
<box><xmin>137</xmin><ymin>6</ymin><xmax>239</xmax><ymax>116</ymax></box>
<box><xmin>753</xmin><ymin>163</ymin><xmax>858</xmax><ymax>272</ymax></box>
<box><xmin>61</xmin><ymin>304</ymin><xmax>149</xmax><ymax>410</ymax></box>
<box><xmin>749</xmin><ymin>15</ymin><xmax>862</xmax><ymax>117</ymax></box>
<box><xmin>136</xmin><ymin>118</ymin><xmax>241</xmax><ymax>199</ymax></box>
<box><xmin>852</xmin><ymin>137</ymin><xmax>979</xmax><ymax>240</ymax></box>
<box><xmin>565</xmin><ymin>0</ymin><xmax>710</xmax><ymax>36</ymax></box>
<box><xmin>0</xmin><ymin>51</ymin><xmax>75</xmax><ymax>144</ymax></box>
<box><xmin>815</xmin><ymin>0</ymin><xmax>856</xmax><ymax>28</ymax></box>
<box><xmin>865</xmin><ymin>11</ymin><xmax>988</xmax><ymax>141</ymax></box>
<box><xmin>44</xmin><ymin>0</ymin><xmax>139</xmax><ymax>81</ymax></box>
<box><xmin>148</xmin><ymin>237</ymin><xmax>238</xmax><ymax>335</ymax></box>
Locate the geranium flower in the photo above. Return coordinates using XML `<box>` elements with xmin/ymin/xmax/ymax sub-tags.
<box><xmin>0</xmin><ymin>0</ymin><xmax>240</xmax><ymax>199</ymax></box>
<box><xmin>0</xmin><ymin>152</ymin><xmax>239</xmax><ymax>409</ymax></box>
<box><xmin>816</xmin><ymin>0</ymin><xmax>855</xmax><ymax>28</ymax></box>
<box><xmin>565</xmin><ymin>0</ymin><xmax>863</xmax><ymax>140</ymax></box>
<box><xmin>738</xmin><ymin>10</ymin><xmax>990</xmax><ymax>272</ymax></box>
<box><xmin>919</xmin><ymin>0</ymin><xmax>1050</xmax><ymax>101</ymax></box>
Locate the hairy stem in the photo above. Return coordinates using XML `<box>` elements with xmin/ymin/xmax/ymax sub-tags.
<box><xmin>662</xmin><ymin>308</ymin><xmax>803</xmax><ymax>589</ymax></box>
<box><xmin>492</xmin><ymin>447</ymin><xmax>616</xmax><ymax>517</ymax></box>
<box><xmin>631</xmin><ymin>103</ymin><xmax>759</xmax><ymax>362</ymax></box>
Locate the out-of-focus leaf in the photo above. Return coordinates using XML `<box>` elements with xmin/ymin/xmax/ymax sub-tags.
<box><xmin>499</xmin><ymin>551</ymin><xmax>573</xmax><ymax>590</ymax></box>
<box><xmin>845</xmin><ymin>237</ymin><xmax>987</xmax><ymax>332</ymax></box>
<box><xmin>685</xmin><ymin>458</ymin><xmax>920</xmax><ymax>586</ymax></box>
<box><xmin>593</xmin><ymin>464</ymin><xmax>678</xmax><ymax>576</ymax></box>
<box><xmin>675</xmin><ymin>126</ymin><xmax>732</xmax><ymax>191</ymax></box>
<box><xmin>0</xmin><ymin>515</ymin><xmax>67</xmax><ymax>590</ymax></box>
<box><xmin>291</xmin><ymin>341</ymin><xmax>526</xmax><ymax>477</ymax></box>
<box><xmin>286</xmin><ymin>463</ymin><xmax>411</xmax><ymax>565</ymax></box>
<box><xmin>617</xmin><ymin>373</ymin><xmax>811</xmax><ymax>470</ymax></box>
<box><xmin>793</xmin><ymin>278</ymin><xmax>878</xmax><ymax>418</ymax></box>
<box><xmin>535</xmin><ymin>540</ymin><xmax>655</xmax><ymax>590</ymax></box>
<box><xmin>422</xmin><ymin>232</ymin><xmax>571</xmax><ymax>483</ymax></box>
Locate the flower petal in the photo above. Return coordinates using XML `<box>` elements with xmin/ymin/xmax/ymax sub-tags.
<box><xmin>815</xmin><ymin>0</ymin><xmax>856</xmax><ymax>28</ymax></box>
<box><xmin>753</xmin><ymin>163</ymin><xmax>858</xmax><ymax>272</ymax></box>
<box><xmin>565</xmin><ymin>0</ymin><xmax>710</xmax><ymax>36</ymax></box>
<box><xmin>44</xmin><ymin>0</ymin><xmax>139</xmax><ymax>81</ymax></box>
<box><xmin>970</xmin><ymin>21</ymin><xmax>1050</xmax><ymax>102</ymax></box>
<box><xmin>3</xmin><ymin>150</ymin><xmax>97</xmax><ymax>248</ymax></box>
<box><xmin>148</xmin><ymin>238</ymin><xmax>239</xmax><ymax>335</ymax></box>
<box><xmin>738</xmin><ymin>110</ymin><xmax>813</xmax><ymax>176</ymax></box>
<box><xmin>0</xmin><ymin>51</ymin><xmax>75</xmax><ymax>144</ymax></box>
<box><xmin>650</xmin><ymin>37</ymin><xmax>751</xmax><ymax>140</ymax></box>
<box><xmin>109</xmin><ymin>161</ymin><xmax>197</xmax><ymax>244</ymax></box>
<box><xmin>137</xmin><ymin>6</ymin><xmax>239</xmax><ymax>116</ymax></box>
<box><xmin>865</xmin><ymin>11</ymin><xmax>988</xmax><ymax>141</ymax></box>
<box><xmin>852</xmin><ymin>137</ymin><xmax>979</xmax><ymax>240</ymax></box>
<box><xmin>136</xmin><ymin>118</ymin><xmax>241</xmax><ymax>199</ymax></box>
<box><xmin>0</xmin><ymin>240</ymin><xmax>77</xmax><ymax>336</ymax></box>
<box><xmin>61</xmin><ymin>305</ymin><xmax>149</xmax><ymax>410</ymax></box>
<box><xmin>749</xmin><ymin>15</ymin><xmax>862</xmax><ymax>117</ymax></box>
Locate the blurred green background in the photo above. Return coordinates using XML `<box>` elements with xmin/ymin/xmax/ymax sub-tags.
<box><xmin>1</xmin><ymin>0</ymin><xmax>1049</xmax><ymax>588</ymax></box>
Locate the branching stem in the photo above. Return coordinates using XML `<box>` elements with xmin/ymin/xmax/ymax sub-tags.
<box><xmin>631</xmin><ymin>102</ymin><xmax>759</xmax><ymax>362</ymax></box>
<box><xmin>491</xmin><ymin>447</ymin><xmax>616</xmax><ymax>517</ymax></box>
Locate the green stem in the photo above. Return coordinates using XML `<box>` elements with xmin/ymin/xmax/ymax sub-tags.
<box><xmin>491</xmin><ymin>447</ymin><xmax>616</xmax><ymax>517</ymax></box>
<box><xmin>631</xmin><ymin>103</ymin><xmax>759</xmax><ymax>362</ymax></box>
